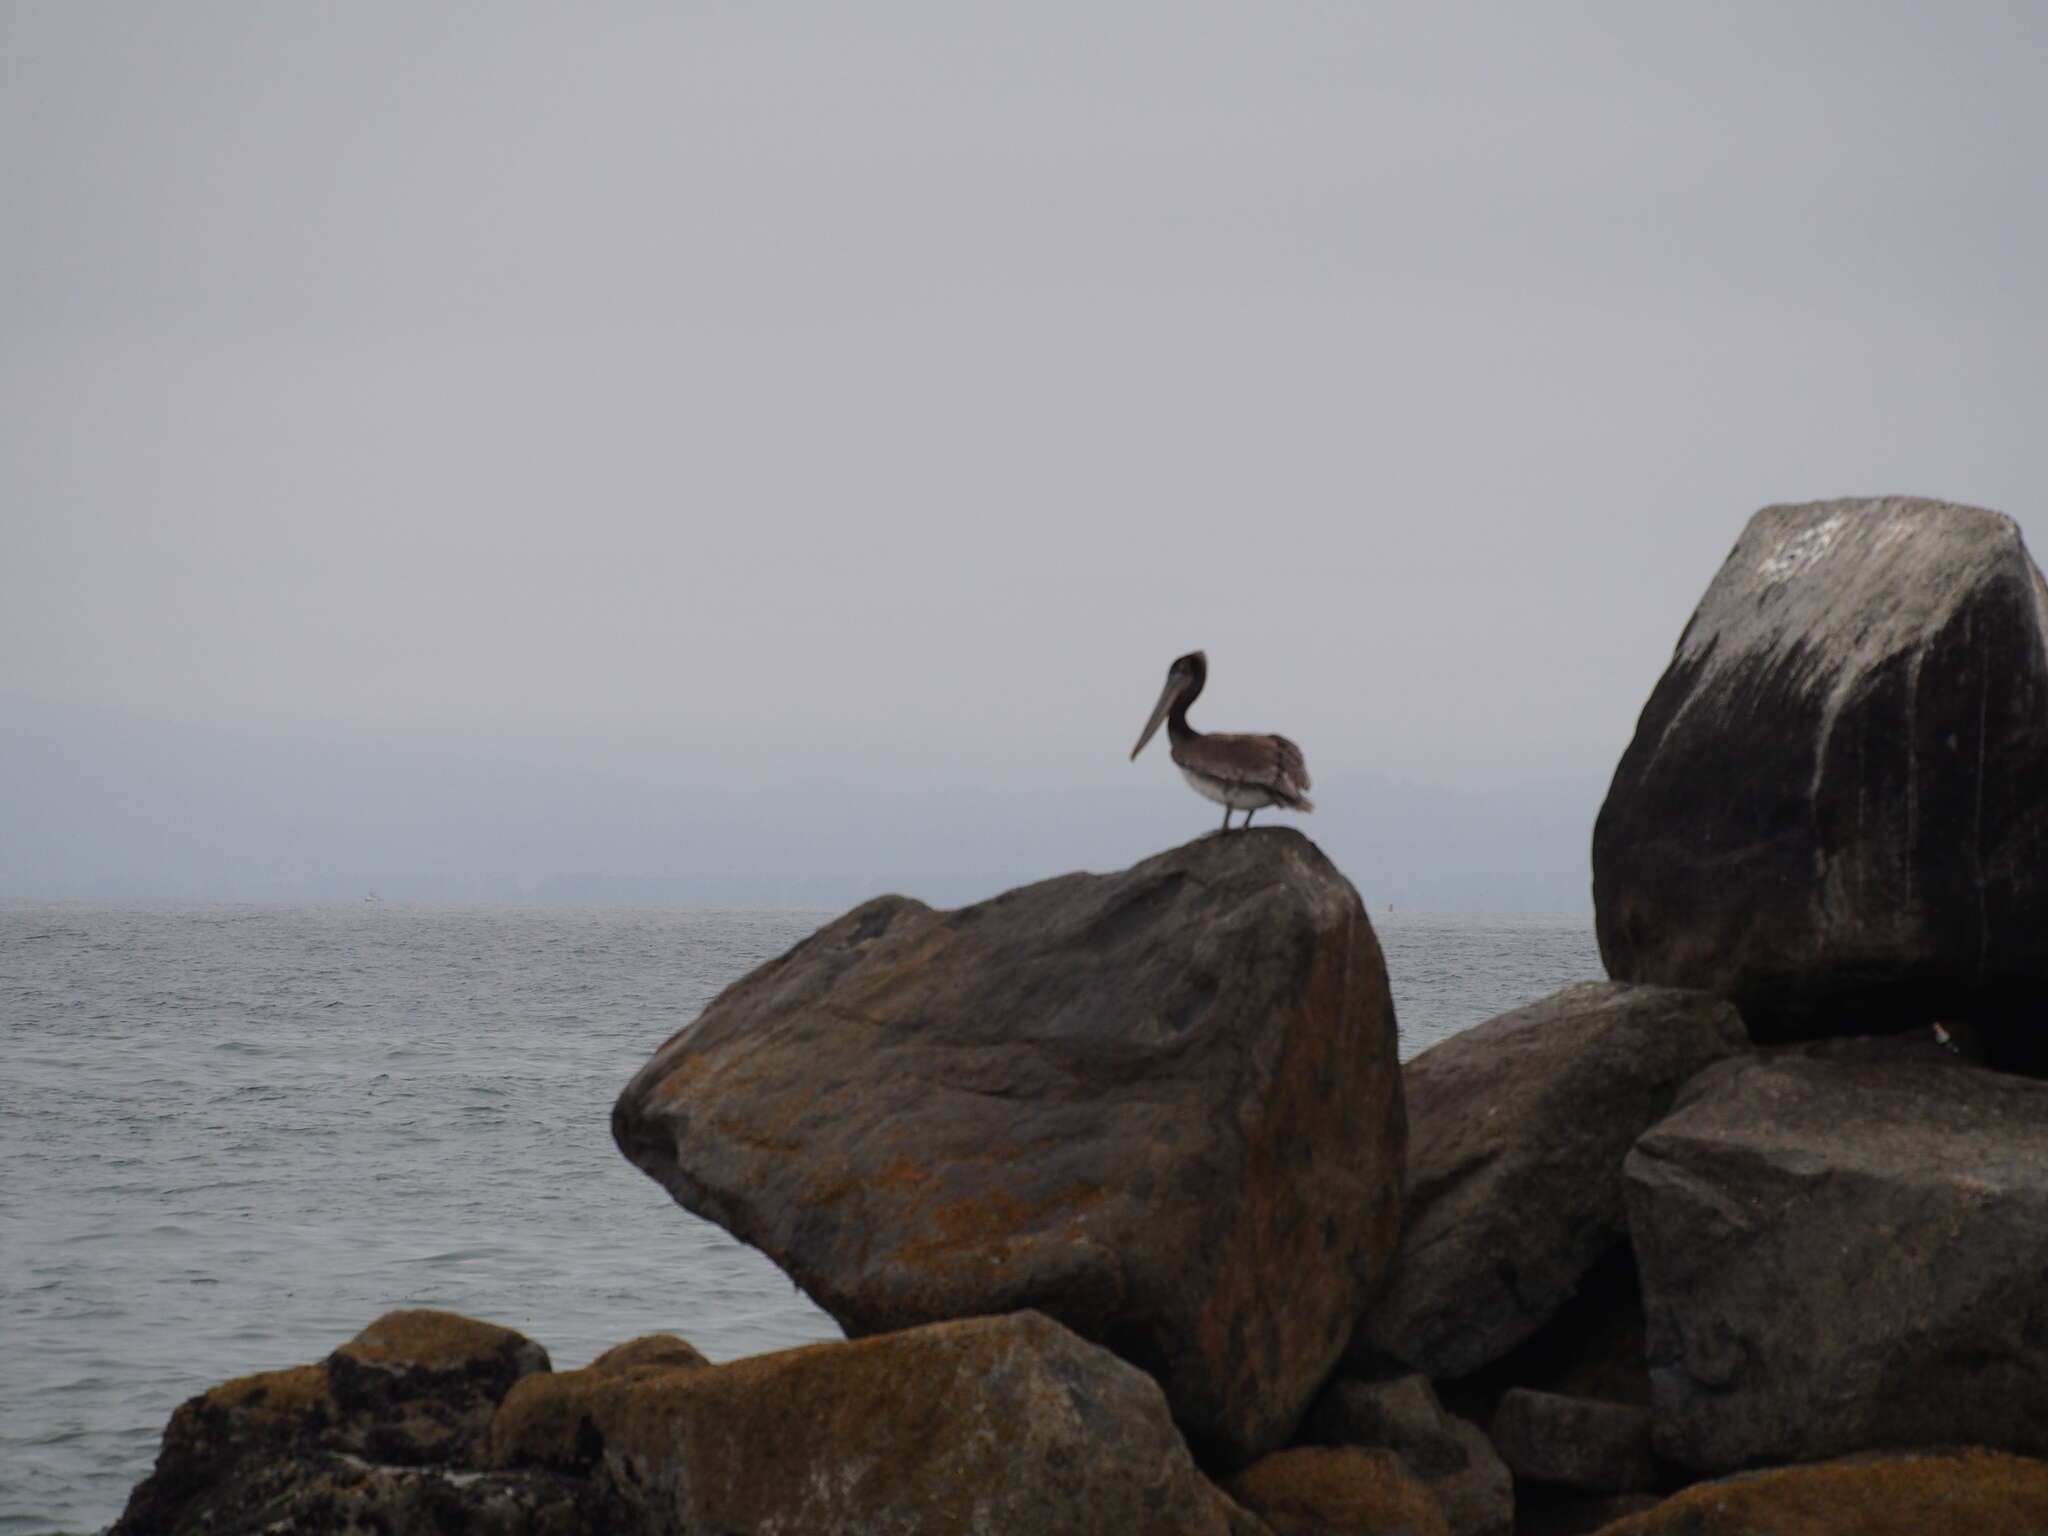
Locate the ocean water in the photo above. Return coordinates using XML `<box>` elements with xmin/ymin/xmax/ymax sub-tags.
<box><xmin>1</xmin><ymin>897</ymin><xmax>1599</xmax><ymax>1535</ymax></box>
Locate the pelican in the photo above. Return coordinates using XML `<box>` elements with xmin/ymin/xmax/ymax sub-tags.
<box><xmin>1130</xmin><ymin>650</ymin><xmax>1313</xmax><ymax>830</ymax></box>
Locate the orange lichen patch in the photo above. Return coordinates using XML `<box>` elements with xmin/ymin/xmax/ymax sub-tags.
<box><xmin>653</xmin><ymin>1053</ymin><xmax>712</xmax><ymax>1104</ymax></box>
<box><xmin>870</xmin><ymin>1152</ymin><xmax>936</xmax><ymax>1191</ymax></box>
<box><xmin>204</xmin><ymin>1363</ymin><xmax>332</xmax><ymax>1422</ymax></box>
<box><xmin>737</xmin><ymin>1081</ymin><xmax>834</xmax><ymax>1155</ymax></box>
<box><xmin>838</xmin><ymin>926</ymin><xmax>954</xmax><ymax>996</ymax></box>
<box><xmin>651</xmin><ymin>1326</ymin><xmax>957</xmax><ymax>1436</ymax></box>
<box><xmin>1602</xmin><ymin>1448</ymin><xmax>2048</xmax><ymax>1536</ymax></box>
<box><xmin>849</xmin><ymin>1149</ymin><xmax>1026</xmax><ymax>1228</ymax></box>
<box><xmin>886</xmin><ymin>1182</ymin><xmax>1109</xmax><ymax>1273</ymax></box>
<box><xmin>1226</xmin><ymin>1446</ymin><xmax>1449</xmax><ymax>1536</ymax></box>
<box><xmin>804</xmin><ymin>1171</ymin><xmax>856</xmax><ymax>1211</ymax></box>
<box><xmin>337</xmin><ymin>1309</ymin><xmax>539</xmax><ymax>1372</ymax></box>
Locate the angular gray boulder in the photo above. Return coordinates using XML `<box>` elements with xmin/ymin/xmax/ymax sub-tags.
<box><xmin>1594</xmin><ymin>496</ymin><xmax>2048</xmax><ymax>1063</ymax></box>
<box><xmin>1626</xmin><ymin>1043</ymin><xmax>2048</xmax><ymax>1472</ymax></box>
<box><xmin>613</xmin><ymin>828</ymin><xmax>1404</xmax><ymax>1465</ymax></box>
<box><xmin>1350</xmin><ymin>982</ymin><xmax>1745</xmax><ymax>1379</ymax></box>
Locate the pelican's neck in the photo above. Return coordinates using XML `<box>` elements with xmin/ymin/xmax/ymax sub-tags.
<box><xmin>1166</xmin><ymin>677</ymin><xmax>1203</xmax><ymax>745</ymax></box>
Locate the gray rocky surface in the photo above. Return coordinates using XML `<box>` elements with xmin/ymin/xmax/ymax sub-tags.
<box><xmin>1626</xmin><ymin>1044</ymin><xmax>2048</xmax><ymax>1472</ymax></box>
<box><xmin>1350</xmin><ymin>981</ymin><xmax>1744</xmax><ymax>1379</ymax></box>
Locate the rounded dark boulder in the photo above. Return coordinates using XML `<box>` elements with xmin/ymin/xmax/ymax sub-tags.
<box><xmin>1594</xmin><ymin>496</ymin><xmax>2048</xmax><ymax>1062</ymax></box>
<box><xmin>612</xmin><ymin>828</ymin><xmax>1404</xmax><ymax>1465</ymax></box>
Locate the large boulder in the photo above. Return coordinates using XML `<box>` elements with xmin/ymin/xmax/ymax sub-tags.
<box><xmin>491</xmin><ymin>1309</ymin><xmax>1263</xmax><ymax>1536</ymax></box>
<box><xmin>113</xmin><ymin>1310</ymin><xmax>555</xmax><ymax>1534</ymax></box>
<box><xmin>1594</xmin><ymin>497</ymin><xmax>2048</xmax><ymax>1062</ymax></box>
<box><xmin>1625</xmin><ymin>1042</ymin><xmax>2048</xmax><ymax>1472</ymax></box>
<box><xmin>1350</xmin><ymin>982</ymin><xmax>1745</xmax><ymax>1379</ymax></box>
<box><xmin>613</xmin><ymin>828</ymin><xmax>1404</xmax><ymax>1464</ymax></box>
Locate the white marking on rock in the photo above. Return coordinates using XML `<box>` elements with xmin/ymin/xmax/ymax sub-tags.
<box><xmin>1753</xmin><ymin>510</ymin><xmax>1847</xmax><ymax>583</ymax></box>
<box><xmin>1663</xmin><ymin>501</ymin><xmax>2039</xmax><ymax>778</ymax></box>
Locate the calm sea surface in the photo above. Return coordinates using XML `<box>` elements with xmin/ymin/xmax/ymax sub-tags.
<box><xmin>1</xmin><ymin>898</ymin><xmax>1598</xmax><ymax>1534</ymax></box>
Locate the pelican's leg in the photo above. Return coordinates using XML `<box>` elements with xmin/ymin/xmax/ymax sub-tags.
<box><xmin>1243</xmin><ymin>807</ymin><xmax>1258</xmax><ymax>828</ymax></box>
<box><xmin>1220</xmin><ymin>805</ymin><xmax>1234</xmax><ymax>832</ymax></box>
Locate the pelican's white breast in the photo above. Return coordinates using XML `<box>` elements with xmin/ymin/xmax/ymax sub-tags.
<box><xmin>1178</xmin><ymin>765</ymin><xmax>1277</xmax><ymax>811</ymax></box>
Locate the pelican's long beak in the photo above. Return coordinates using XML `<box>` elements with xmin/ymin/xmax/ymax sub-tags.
<box><xmin>1130</xmin><ymin>676</ymin><xmax>1179</xmax><ymax>760</ymax></box>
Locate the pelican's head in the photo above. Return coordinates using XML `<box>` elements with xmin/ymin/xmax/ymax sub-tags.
<box><xmin>1130</xmin><ymin>650</ymin><xmax>1207</xmax><ymax>760</ymax></box>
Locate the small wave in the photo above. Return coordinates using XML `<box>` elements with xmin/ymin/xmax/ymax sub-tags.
<box><xmin>400</xmin><ymin>1247</ymin><xmax>509</xmax><ymax>1265</ymax></box>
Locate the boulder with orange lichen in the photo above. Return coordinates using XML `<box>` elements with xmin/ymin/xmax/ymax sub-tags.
<box><xmin>111</xmin><ymin>1309</ymin><xmax>556</xmax><ymax>1534</ymax></box>
<box><xmin>493</xmin><ymin>1308</ymin><xmax>1265</xmax><ymax>1536</ymax></box>
<box><xmin>1594</xmin><ymin>1447</ymin><xmax>2048</xmax><ymax>1536</ymax></box>
<box><xmin>1225</xmin><ymin>1446</ymin><xmax>1450</xmax><ymax>1536</ymax></box>
<box><xmin>613</xmin><ymin>828</ymin><xmax>1404</xmax><ymax>1465</ymax></box>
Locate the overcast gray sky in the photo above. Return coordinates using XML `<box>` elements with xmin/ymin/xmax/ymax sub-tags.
<box><xmin>4</xmin><ymin>2</ymin><xmax>2046</xmax><ymax>904</ymax></box>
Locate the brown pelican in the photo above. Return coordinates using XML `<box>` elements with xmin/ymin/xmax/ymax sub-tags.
<box><xmin>1130</xmin><ymin>650</ymin><xmax>1313</xmax><ymax>830</ymax></box>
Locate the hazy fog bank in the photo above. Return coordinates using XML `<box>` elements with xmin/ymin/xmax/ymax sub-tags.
<box><xmin>2</xmin><ymin>699</ymin><xmax>1595</xmax><ymax>913</ymax></box>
